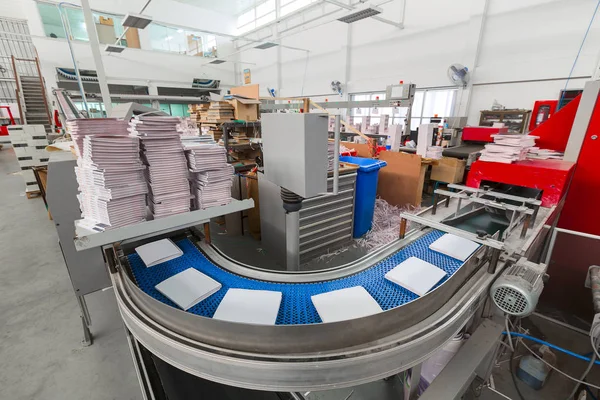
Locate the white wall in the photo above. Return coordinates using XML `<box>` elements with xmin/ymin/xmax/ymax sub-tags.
<box><xmin>7</xmin><ymin>0</ymin><xmax>237</xmax><ymax>94</ymax></box>
<box><xmin>237</xmin><ymin>0</ymin><xmax>600</xmax><ymax>124</ymax></box>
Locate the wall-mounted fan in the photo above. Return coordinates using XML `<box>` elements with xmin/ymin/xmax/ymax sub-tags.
<box><xmin>331</xmin><ymin>80</ymin><xmax>343</xmax><ymax>97</ymax></box>
<box><xmin>447</xmin><ymin>64</ymin><xmax>469</xmax><ymax>87</ymax></box>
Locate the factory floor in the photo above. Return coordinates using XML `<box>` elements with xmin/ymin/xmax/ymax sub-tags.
<box><xmin>1</xmin><ymin>146</ymin><xmax>599</xmax><ymax>400</ymax></box>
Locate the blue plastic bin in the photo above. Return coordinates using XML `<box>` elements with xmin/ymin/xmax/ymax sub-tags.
<box><xmin>339</xmin><ymin>156</ymin><xmax>387</xmax><ymax>238</ymax></box>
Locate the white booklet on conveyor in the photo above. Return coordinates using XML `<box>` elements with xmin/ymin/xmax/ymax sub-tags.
<box><xmin>385</xmin><ymin>256</ymin><xmax>447</xmax><ymax>297</ymax></box>
<box><xmin>212</xmin><ymin>288</ymin><xmax>282</xmax><ymax>325</ymax></box>
<box><xmin>311</xmin><ymin>286</ymin><xmax>382</xmax><ymax>323</ymax></box>
<box><xmin>155</xmin><ymin>268</ymin><xmax>221</xmax><ymax>310</ymax></box>
<box><xmin>135</xmin><ymin>238</ymin><xmax>183</xmax><ymax>267</ymax></box>
<box><xmin>428</xmin><ymin>233</ymin><xmax>480</xmax><ymax>262</ymax></box>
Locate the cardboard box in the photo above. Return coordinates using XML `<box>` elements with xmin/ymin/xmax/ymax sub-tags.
<box><xmin>430</xmin><ymin>157</ymin><xmax>466</xmax><ymax>184</ymax></box>
<box><xmin>228</xmin><ymin>97</ymin><xmax>261</xmax><ymax>121</ymax></box>
<box><xmin>378</xmin><ymin>151</ymin><xmax>428</xmax><ymax>207</ymax></box>
<box><xmin>99</xmin><ymin>16</ymin><xmax>114</xmax><ymax>25</ymax></box>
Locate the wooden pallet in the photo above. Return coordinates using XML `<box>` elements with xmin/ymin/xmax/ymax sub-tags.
<box><xmin>26</xmin><ymin>190</ymin><xmax>41</xmax><ymax>199</ymax></box>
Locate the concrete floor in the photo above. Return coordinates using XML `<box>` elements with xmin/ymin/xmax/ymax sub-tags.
<box><xmin>0</xmin><ymin>148</ymin><xmax>140</xmax><ymax>400</ymax></box>
<box><xmin>2</xmin><ymin>145</ymin><xmax>600</xmax><ymax>400</ymax></box>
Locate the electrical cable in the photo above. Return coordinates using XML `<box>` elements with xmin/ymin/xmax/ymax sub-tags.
<box><xmin>558</xmin><ymin>0</ymin><xmax>600</xmax><ymax>107</ymax></box>
<box><xmin>510</xmin><ymin>347</ymin><xmax>527</xmax><ymax>400</ymax></box>
<box><xmin>565</xmin><ymin>336</ymin><xmax>597</xmax><ymax>400</ymax></box>
<box><xmin>592</xmin><ymin>334</ymin><xmax>600</xmax><ymax>361</ymax></box>
<box><xmin>503</xmin><ymin>332</ymin><xmax>600</xmax><ymax>366</ymax></box>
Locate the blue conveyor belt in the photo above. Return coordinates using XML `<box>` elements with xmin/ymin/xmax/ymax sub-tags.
<box><xmin>128</xmin><ymin>230</ymin><xmax>467</xmax><ymax>325</ymax></box>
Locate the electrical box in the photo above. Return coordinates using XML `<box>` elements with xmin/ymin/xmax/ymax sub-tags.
<box><xmin>262</xmin><ymin>113</ymin><xmax>328</xmax><ymax>198</ymax></box>
<box><xmin>386</xmin><ymin>83</ymin><xmax>416</xmax><ymax>106</ymax></box>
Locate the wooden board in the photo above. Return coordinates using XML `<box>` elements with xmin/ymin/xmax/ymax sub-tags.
<box><xmin>230</xmin><ymin>84</ymin><xmax>260</xmax><ymax>100</ymax></box>
<box><xmin>377</xmin><ymin>151</ymin><xmax>427</xmax><ymax>208</ymax></box>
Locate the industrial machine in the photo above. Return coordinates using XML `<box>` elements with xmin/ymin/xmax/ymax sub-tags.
<box><xmin>60</xmin><ymin>112</ymin><xmax>559</xmax><ymax>399</ymax></box>
<box><xmin>93</xmin><ymin>177</ymin><xmax>556</xmax><ymax>400</ymax></box>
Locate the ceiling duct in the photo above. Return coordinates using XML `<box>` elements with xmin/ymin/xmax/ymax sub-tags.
<box><xmin>337</xmin><ymin>5</ymin><xmax>382</xmax><ymax>23</ymax></box>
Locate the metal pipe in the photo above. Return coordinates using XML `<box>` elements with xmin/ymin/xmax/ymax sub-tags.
<box><xmin>555</xmin><ymin>227</ymin><xmax>600</xmax><ymax>241</ymax></box>
<box><xmin>58</xmin><ymin>2</ymin><xmax>89</xmax><ymax>114</ymax></box>
<box><xmin>81</xmin><ymin>0</ymin><xmax>113</xmax><ymax>116</ymax></box>
<box><xmin>285</xmin><ymin>212</ymin><xmax>300</xmax><ymax>271</ymax></box>
<box><xmin>590</xmin><ymin>266</ymin><xmax>600</xmax><ymax>313</ymax></box>
<box><xmin>333</xmin><ymin>115</ymin><xmax>340</xmax><ymax>196</ymax></box>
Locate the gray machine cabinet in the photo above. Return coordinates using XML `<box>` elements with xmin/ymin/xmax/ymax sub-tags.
<box><xmin>261</xmin><ymin>113</ymin><xmax>328</xmax><ymax>198</ymax></box>
<box><xmin>259</xmin><ymin>171</ymin><xmax>357</xmax><ymax>265</ymax></box>
<box><xmin>46</xmin><ymin>152</ymin><xmax>110</xmax><ymax>295</ymax></box>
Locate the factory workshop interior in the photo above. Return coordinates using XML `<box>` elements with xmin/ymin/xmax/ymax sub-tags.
<box><xmin>3</xmin><ymin>0</ymin><xmax>600</xmax><ymax>399</ymax></box>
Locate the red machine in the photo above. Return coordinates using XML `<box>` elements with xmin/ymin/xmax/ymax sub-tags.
<box><xmin>529</xmin><ymin>100</ymin><xmax>558</xmax><ymax>131</ymax></box>
<box><xmin>0</xmin><ymin>105</ymin><xmax>16</xmax><ymax>136</ymax></box>
<box><xmin>461</xmin><ymin>126</ymin><xmax>508</xmax><ymax>143</ymax></box>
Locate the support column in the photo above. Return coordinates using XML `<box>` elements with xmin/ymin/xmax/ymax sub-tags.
<box><xmin>456</xmin><ymin>0</ymin><xmax>489</xmax><ymax>120</ymax></box>
<box><xmin>81</xmin><ymin>0</ymin><xmax>112</xmax><ymax>117</ymax></box>
<box><xmin>147</xmin><ymin>80</ymin><xmax>160</xmax><ymax>110</ymax></box>
<box><xmin>275</xmin><ymin>0</ymin><xmax>282</xmax><ymax>96</ymax></box>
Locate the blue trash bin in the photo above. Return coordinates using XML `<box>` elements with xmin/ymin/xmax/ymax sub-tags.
<box><xmin>339</xmin><ymin>156</ymin><xmax>387</xmax><ymax>238</ymax></box>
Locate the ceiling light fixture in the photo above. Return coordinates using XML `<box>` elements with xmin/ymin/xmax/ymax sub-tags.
<box><xmin>105</xmin><ymin>44</ymin><xmax>126</xmax><ymax>53</ymax></box>
<box><xmin>337</xmin><ymin>5</ymin><xmax>382</xmax><ymax>23</ymax></box>
<box><xmin>122</xmin><ymin>13</ymin><xmax>153</xmax><ymax>29</ymax></box>
<box><xmin>254</xmin><ymin>42</ymin><xmax>279</xmax><ymax>50</ymax></box>
<box><xmin>209</xmin><ymin>59</ymin><xmax>227</xmax><ymax>64</ymax></box>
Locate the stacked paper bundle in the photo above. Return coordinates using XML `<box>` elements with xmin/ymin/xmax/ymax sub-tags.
<box><xmin>327</xmin><ymin>141</ymin><xmax>335</xmax><ymax>171</ymax></box>
<box><xmin>177</xmin><ymin>117</ymin><xmax>200</xmax><ymax>136</ymax></box>
<box><xmin>479</xmin><ymin>134</ymin><xmax>538</xmax><ymax>164</ymax></box>
<box><xmin>181</xmin><ymin>135</ymin><xmax>216</xmax><ymax>148</ymax></box>
<box><xmin>75</xmin><ymin>135</ymin><xmax>147</xmax><ymax>230</ymax></box>
<box><xmin>129</xmin><ymin>116</ymin><xmax>191</xmax><ymax>219</ymax></box>
<box><xmin>426</xmin><ymin>146</ymin><xmax>443</xmax><ymax>159</ymax></box>
<box><xmin>527</xmin><ymin>148</ymin><xmax>564</xmax><ymax>160</ymax></box>
<box><xmin>184</xmin><ymin>144</ymin><xmax>233</xmax><ymax>210</ymax></box>
<box><xmin>191</xmin><ymin>165</ymin><xmax>234</xmax><ymax>209</ymax></box>
<box><xmin>67</xmin><ymin>118</ymin><xmax>129</xmax><ymax>157</ymax></box>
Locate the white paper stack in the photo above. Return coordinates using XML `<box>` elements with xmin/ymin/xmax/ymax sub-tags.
<box><xmin>479</xmin><ymin>134</ymin><xmax>538</xmax><ymax>164</ymax></box>
<box><xmin>212</xmin><ymin>289</ymin><xmax>282</xmax><ymax>325</ymax></box>
<box><xmin>75</xmin><ymin>135</ymin><xmax>147</xmax><ymax>230</ymax></box>
<box><xmin>130</xmin><ymin>116</ymin><xmax>191</xmax><ymax>219</ymax></box>
<box><xmin>527</xmin><ymin>147</ymin><xmax>564</xmax><ymax>160</ymax></box>
<box><xmin>66</xmin><ymin>118</ymin><xmax>130</xmax><ymax>157</ymax></box>
<box><xmin>311</xmin><ymin>286</ymin><xmax>383</xmax><ymax>323</ymax></box>
<box><xmin>429</xmin><ymin>233</ymin><xmax>479</xmax><ymax>261</ymax></box>
<box><xmin>385</xmin><ymin>256</ymin><xmax>447</xmax><ymax>297</ymax></box>
<box><xmin>327</xmin><ymin>141</ymin><xmax>335</xmax><ymax>171</ymax></box>
<box><xmin>155</xmin><ymin>268</ymin><xmax>221</xmax><ymax>310</ymax></box>
<box><xmin>185</xmin><ymin>144</ymin><xmax>234</xmax><ymax>210</ymax></box>
<box><xmin>426</xmin><ymin>146</ymin><xmax>443</xmax><ymax>159</ymax></box>
<box><xmin>135</xmin><ymin>239</ymin><xmax>183</xmax><ymax>267</ymax></box>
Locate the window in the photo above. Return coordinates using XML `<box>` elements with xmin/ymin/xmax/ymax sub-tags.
<box><xmin>149</xmin><ymin>24</ymin><xmax>218</xmax><ymax>57</ymax></box>
<box><xmin>349</xmin><ymin>88</ymin><xmax>458</xmax><ymax>132</ymax></box>
<box><xmin>236</xmin><ymin>0</ymin><xmax>276</xmax><ymax>35</ymax></box>
<box><xmin>36</xmin><ymin>1</ymin><xmax>218</xmax><ymax>57</ymax></box>
<box><xmin>281</xmin><ymin>0</ymin><xmax>319</xmax><ymax>17</ymax></box>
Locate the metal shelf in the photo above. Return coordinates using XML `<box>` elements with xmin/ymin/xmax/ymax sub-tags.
<box><xmin>74</xmin><ymin>198</ymin><xmax>255</xmax><ymax>251</ymax></box>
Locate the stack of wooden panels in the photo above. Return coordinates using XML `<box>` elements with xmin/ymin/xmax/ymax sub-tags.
<box><xmin>188</xmin><ymin>103</ymin><xmax>210</xmax><ymax>126</ymax></box>
<box><xmin>207</xmin><ymin>101</ymin><xmax>234</xmax><ymax>123</ymax></box>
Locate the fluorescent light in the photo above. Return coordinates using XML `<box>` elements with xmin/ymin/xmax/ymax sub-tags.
<box><xmin>254</xmin><ymin>42</ymin><xmax>278</xmax><ymax>50</ymax></box>
<box><xmin>209</xmin><ymin>59</ymin><xmax>227</xmax><ymax>64</ymax></box>
<box><xmin>122</xmin><ymin>13</ymin><xmax>153</xmax><ymax>29</ymax></box>
<box><xmin>177</xmin><ymin>29</ymin><xmax>183</xmax><ymax>33</ymax></box>
<box><xmin>337</xmin><ymin>5</ymin><xmax>382</xmax><ymax>23</ymax></box>
<box><xmin>105</xmin><ymin>44</ymin><xmax>126</xmax><ymax>53</ymax></box>
<box><xmin>164</xmin><ymin>36</ymin><xmax>173</xmax><ymax>41</ymax></box>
